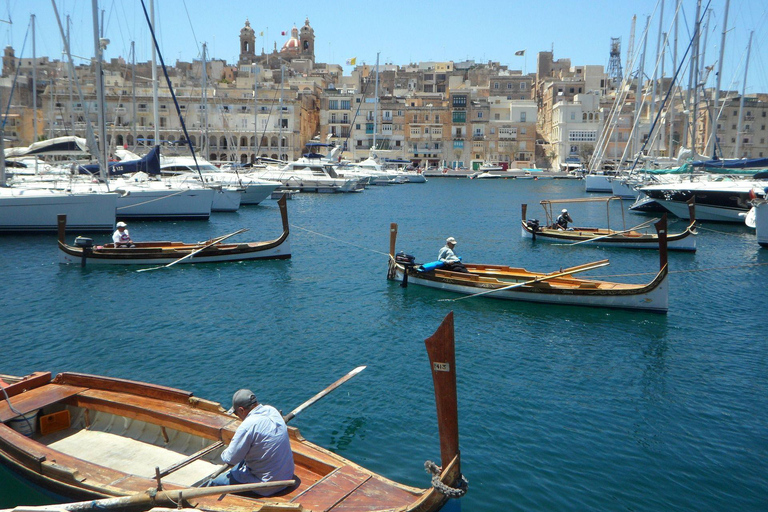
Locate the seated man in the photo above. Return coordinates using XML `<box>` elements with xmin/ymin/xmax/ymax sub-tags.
<box><xmin>555</xmin><ymin>209</ymin><xmax>573</xmax><ymax>230</ymax></box>
<box><xmin>206</xmin><ymin>389</ymin><xmax>295</xmax><ymax>495</ymax></box>
<box><xmin>112</xmin><ymin>222</ymin><xmax>134</xmax><ymax>247</ymax></box>
<box><xmin>438</xmin><ymin>237</ymin><xmax>469</xmax><ymax>273</ymax></box>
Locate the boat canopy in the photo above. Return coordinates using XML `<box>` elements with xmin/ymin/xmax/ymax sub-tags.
<box><xmin>3</xmin><ymin>136</ymin><xmax>90</xmax><ymax>157</ymax></box>
<box><xmin>691</xmin><ymin>157</ymin><xmax>768</xmax><ymax>169</ymax></box>
<box><xmin>78</xmin><ymin>146</ymin><xmax>161</xmax><ymax>177</ymax></box>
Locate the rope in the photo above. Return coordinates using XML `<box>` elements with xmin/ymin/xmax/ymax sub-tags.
<box><xmin>696</xmin><ymin>225</ymin><xmax>753</xmax><ymax>238</ymax></box>
<box><xmin>115</xmin><ymin>188</ymin><xmax>190</xmax><ymax>210</ymax></box>
<box><xmin>424</xmin><ymin>460</ymin><xmax>468</xmax><ymax>498</ymax></box>
<box><xmin>290</xmin><ymin>224</ymin><xmax>390</xmax><ymax>257</ymax></box>
<box><xmin>591</xmin><ymin>261</ymin><xmax>768</xmax><ymax>278</ymax></box>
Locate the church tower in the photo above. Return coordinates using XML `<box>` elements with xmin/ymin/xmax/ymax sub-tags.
<box><xmin>299</xmin><ymin>18</ymin><xmax>315</xmax><ymax>61</ymax></box>
<box><xmin>239</xmin><ymin>19</ymin><xmax>255</xmax><ymax>65</ymax></box>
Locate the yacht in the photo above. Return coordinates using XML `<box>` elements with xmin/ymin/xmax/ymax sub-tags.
<box><xmin>0</xmin><ymin>187</ymin><xmax>117</xmax><ymax>232</ymax></box>
<box><xmin>250</xmin><ymin>155</ymin><xmax>365</xmax><ymax>193</ymax></box>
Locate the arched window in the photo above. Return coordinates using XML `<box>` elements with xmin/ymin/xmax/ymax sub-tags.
<box><xmin>251</xmin><ymin>154</ymin><xmax>256</xmax><ymax>163</ymax></box>
<box><xmin>281</xmin><ymin>137</ymin><xmax>287</xmax><ymax>147</ymax></box>
<box><xmin>220</xmin><ymin>153</ymin><xmax>228</xmax><ymax>161</ymax></box>
<box><xmin>261</xmin><ymin>136</ymin><xmax>268</xmax><ymax>147</ymax></box>
<box><xmin>220</xmin><ymin>136</ymin><xmax>227</xmax><ymax>148</ymax></box>
<box><xmin>116</xmin><ymin>134</ymin><xmax>124</xmax><ymax>146</ymax></box>
<box><xmin>270</xmin><ymin>136</ymin><xmax>278</xmax><ymax>147</ymax></box>
<box><xmin>240</xmin><ymin>154</ymin><xmax>248</xmax><ymax>163</ymax></box>
<box><xmin>126</xmin><ymin>135</ymin><xmax>134</xmax><ymax>146</ymax></box>
<box><xmin>303</xmin><ymin>41</ymin><xmax>309</xmax><ymax>51</ymax></box>
<box><xmin>250</xmin><ymin>136</ymin><xmax>255</xmax><ymax>146</ymax></box>
<box><xmin>209</xmin><ymin>153</ymin><xmax>217</xmax><ymax>161</ymax></box>
<box><xmin>189</xmin><ymin>135</ymin><xmax>197</xmax><ymax>146</ymax></box>
<box><xmin>271</xmin><ymin>153</ymin><xmax>278</xmax><ymax>159</ymax></box>
<box><xmin>240</xmin><ymin>136</ymin><xmax>248</xmax><ymax>147</ymax></box>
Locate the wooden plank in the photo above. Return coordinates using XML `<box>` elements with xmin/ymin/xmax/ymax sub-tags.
<box><xmin>53</xmin><ymin>373</ymin><xmax>193</xmax><ymax>404</ymax></box>
<box><xmin>0</xmin><ymin>384</ymin><xmax>87</xmax><ymax>422</ymax></box>
<box><xmin>329</xmin><ymin>475</ymin><xmax>421</xmax><ymax>512</ymax></box>
<box><xmin>0</xmin><ymin>372</ymin><xmax>51</xmax><ymax>399</ymax></box>
<box><xmin>291</xmin><ymin>465</ymin><xmax>370</xmax><ymax>511</ymax></box>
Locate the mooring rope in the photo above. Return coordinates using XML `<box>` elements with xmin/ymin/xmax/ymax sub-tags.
<box><xmin>591</xmin><ymin>261</ymin><xmax>768</xmax><ymax>278</ymax></box>
<box><xmin>424</xmin><ymin>460</ymin><xmax>468</xmax><ymax>498</ymax></box>
<box><xmin>116</xmin><ymin>188</ymin><xmax>190</xmax><ymax>210</ymax></box>
<box><xmin>696</xmin><ymin>225</ymin><xmax>753</xmax><ymax>238</ymax></box>
<box><xmin>290</xmin><ymin>224</ymin><xmax>391</xmax><ymax>257</ymax></box>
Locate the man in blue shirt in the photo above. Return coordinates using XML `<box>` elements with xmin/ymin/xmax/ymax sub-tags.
<box><xmin>438</xmin><ymin>237</ymin><xmax>469</xmax><ymax>273</ymax></box>
<box><xmin>206</xmin><ymin>389</ymin><xmax>295</xmax><ymax>495</ymax></box>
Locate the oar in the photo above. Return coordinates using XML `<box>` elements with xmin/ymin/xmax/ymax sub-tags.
<box><xmin>136</xmin><ymin>228</ymin><xmax>248</xmax><ymax>272</ymax></box>
<box><xmin>198</xmin><ymin>365</ymin><xmax>367</xmax><ymax>486</ymax></box>
<box><xmin>283</xmin><ymin>365</ymin><xmax>367</xmax><ymax>423</ymax></box>
<box><xmin>565</xmin><ymin>218</ymin><xmax>659</xmax><ymax>246</ymax></box>
<box><xmin>2</xmin><ymin>480</ymin><xmax>297</xmax><ymax>512</ymax></box>
<box><xmin>439</xmin><ymin>259</ymin><xmax>610</xmax><ymax>302</ymax></box>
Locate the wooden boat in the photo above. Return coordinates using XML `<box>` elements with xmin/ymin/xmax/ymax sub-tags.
<box><xmin>58</xmin><ymin>196</ymin><xmax>291</xmax><ymax>266</ymax></box>
<box><xmin>0</xmin><ymin>313</ymin><xmax>466</xmax><ymax>512</ymax></box>
<box><xmin>521</xmin><ymin>197</ymin><xmax>697</xmax><ymax>252</ymax></box>
<box><xmin>388</xmin><ymin>219</ymin><xmax>670</xmax><ymax>313</ymax></box>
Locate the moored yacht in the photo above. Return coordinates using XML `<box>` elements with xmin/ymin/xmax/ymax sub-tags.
<box><xmin>0</xmin><ymin>187</ymin><xmax>117</xmax><ymax>232</ymax></box>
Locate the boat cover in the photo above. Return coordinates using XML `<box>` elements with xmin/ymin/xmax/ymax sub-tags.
<box><xmin>78</xmin><ymin>146</ymin><xmax>161</xmax><ymax>177</ymax></box>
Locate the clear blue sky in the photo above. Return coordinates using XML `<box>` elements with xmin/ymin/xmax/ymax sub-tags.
<box><xmin>3</xmin><ymin>0</ymin><xmax>767</xmax><ymax>94</ymax></box>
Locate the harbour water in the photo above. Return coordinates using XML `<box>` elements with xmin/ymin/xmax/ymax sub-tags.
<box><xmin>1</xmin><ymin>178</ymin><xmax>767</xmax><ymax>511</ymax></box>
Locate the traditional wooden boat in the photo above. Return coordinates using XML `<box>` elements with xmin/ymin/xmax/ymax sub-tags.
<box><xmin>388</xmin><ymin>219</ymin><xmax>670</xmax><ymax>313</ymax></box>
<box><xmin>0</xmin><ymin>314</ymin><xmax>466</xmax><ymax>512</ymax></box>
<box><xmin>58</xmin><ymin>196</ymin><xmax>291</xmax><ymax>267</ymax></box>
<box><xmin>521</xmin><ymin>197</ymin><xmax>697</xmax><ymax>252</ymax></box>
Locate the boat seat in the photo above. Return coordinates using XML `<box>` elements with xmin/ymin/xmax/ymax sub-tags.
<box><xmin>578</xmin><ymin>282</ymin><xmax>600</xmax><ymax>289</ymax></box>
<box><xmin>290</xmin><ymin>465</ymin><xmax>371</xmax><ymax>511</ymax></box>
<box><xmin>0</xmin><ymin>384</ymin><xmax>87</xmax><ymax>422</ymax></box>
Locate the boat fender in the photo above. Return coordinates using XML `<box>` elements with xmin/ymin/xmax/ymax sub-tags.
<box><xmin>418</xmin><ymin>261</ymin><xmax>446</xmax><ymax>273</ymax></box>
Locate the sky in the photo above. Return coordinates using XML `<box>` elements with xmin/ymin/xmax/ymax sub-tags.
<box><xmin>2</xmin><ymin>0</ymin><xmax>767</xmax><ymax>94</ymax></box>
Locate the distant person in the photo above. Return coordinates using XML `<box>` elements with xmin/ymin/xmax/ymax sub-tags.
<box><xmin>112</xmin><ymin>222</ymin><xmax>134</xmax><ymax>247</ymax></box>
<box><xmin>556</xmin><ymin>209</ymin><xmax>573</xmax><ymax>230</ymax></box>
<box><xmin>206</xmin><ymin>389</ymin><xmax>295</xmax><ymax>496</ymax></box>
<box><xmin>438</xmin><ymin>237</ymin><xmax>469</xmax><ymax>273</ymax></box>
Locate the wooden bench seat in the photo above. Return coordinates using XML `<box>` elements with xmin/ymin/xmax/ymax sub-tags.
<box><xmin>0</xmin><ymin>384</ymin><xmax>87</xmax><ymax>422</ymax></box>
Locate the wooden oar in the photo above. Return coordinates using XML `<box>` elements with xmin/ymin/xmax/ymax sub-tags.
<box><xmin>198</xmin><ymin>366</ymin><xmax>367</xmax><ymax>487</ymax></box>
<box><xmin>440</xmin><ymin>259</ymin><xmax>610</xmax><ymax>302</ymax></box>
<box><xmin>0</xmin><ymin>480</ymin><xmax>297</xmax><ymax>512</ymax></box>
<box><xmin>565</xmin><ymin>218</ymin><xmax>659</xmax><ymax>246</ymax></box>
<box><xmin>136</xmin><ymin>228</ymin><xmax>248</xmax><ymax>272</ymax></box>
<box><xmin>283</xmin><ymin>365</ymin><xmax>367</xmax><ymax>423</ymax></box>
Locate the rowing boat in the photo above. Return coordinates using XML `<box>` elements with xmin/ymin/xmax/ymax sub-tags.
<box><xmin>520</xmin><ymin>197</ymin><xmax>697</xmax><ymax>251</ymax></box>
<box><xmin>58</xmin><ymin>196</ymin><xmax>291</xmax><ymax>266</ymax></box>
<box><xmin>388</xmin><ymin>219</ymin><xmax>670</xmax><ymax>313</ymax></box>
<box><xmin>0</xmin><ymin>314</ymin><xmax>466</xmax><ymax>512</ymax></box>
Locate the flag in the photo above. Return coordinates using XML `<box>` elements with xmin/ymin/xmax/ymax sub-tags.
<box><xmin>259</xmin><ymin>31</ymin><xmax>264</xmax><ymax>36</ymax></box>
<box><xmin>514</xmin><ymin>50</ymin><xmax>525</xmax><ymax>56</ymax></box>
<box><xmin>281</xmin><ymin>31</ymin><xmax>286</xmax><ymax>36</ymax></box>
<box><xmin>346</xmin><ymin>57</ymin><xmax>357</xmax><ymax>66</ymax></box>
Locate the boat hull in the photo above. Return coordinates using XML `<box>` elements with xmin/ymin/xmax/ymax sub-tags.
<box><xmin>115</xmin><ymin>188</ymin><xmax>214</xmax><ymax>220</ymax></box>
<box><xmin>388</xmin><ymin>261</ymin><xmax>669</xmax><ymax>313</ymax></box>
<box><xmin>0</xmin><ymin>190</ymin><xmax>117</xmax><ymax>232</ymax></box>
<box><xmin>585</xmin><ymin>174</ymin><xmax>613</xmax><ymax>192</ymax></box>
<box><xmin>756</xmin><ymin>201</ymin><xmax>768</xmax><ymax>248</ymax></box>
<box><xmin>520</xmin><ymin>222</ymin><xmax>696</xmax><ymax>252</ymax></box>
<box><xmin>654</xmin><ymin>199</ymin><xmax>743</xmax><ymax>222</ymax></box>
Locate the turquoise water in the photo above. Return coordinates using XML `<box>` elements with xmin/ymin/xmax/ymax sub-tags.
<box><xmin>1</xmin><ymin>179</ymin><xmax>767</xmax><ymax>511</ymax></box>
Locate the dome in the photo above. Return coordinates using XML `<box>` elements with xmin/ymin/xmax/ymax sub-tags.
<box><xmin>241</xmin><ymin>19</ymin><xmax>254</xmax><ymax>35</ymax></box>
<box><xmin>281</xmin><ymin>27</ymin><xmax>300</xmax><ymax>52</ymax></box>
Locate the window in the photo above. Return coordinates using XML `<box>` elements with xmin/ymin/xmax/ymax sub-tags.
<box><xmin>454</xmin><ymin>140</ymin><xmax>464</xmax><ymax>148</ymax></box>
<box><xmin>356</xmin><ymin>124</ymin><xmax>361</xmax><ymax>130</ymax></box>
<box><xmin>507</xmin><ymin>83</ymin><xmax>513</xmax><ymax>89</ymax></box>
<box><xmin>490</xmin><ymin>128</ymin><xmax>495</xmax><ymax>134</ymax></box>
<box><xmin>521</xmin><ymin>127</ymin><xmax>526</xmax><ymax>134</ymax></box>
<box><xmin>410</xmin><ymin>127</ymin><xmax>421</xmax><ymax>136</ymax></box>
<box><xmin>453</xmin><ymin>95</ymin><xmax>467</xmax><ymax>107</ymax></box>
<box><xmin>453</xmin><ymin>111</ymin><xmax>466</xmax><ymax>123</ymax></box>
<box><xmin>568</xmin><ymin>130</ymin><xmax>597</xmax><ymax>142</ymax></box>
<box><xmin>520</xmin><ymin>82</ymin><xmax>526</xmax><ymax>90</ymax></box>
<box><xmin>520</xmin><ymin>112</ymin><xmax>526</xmax><ymax>122</ymax></box>
<box><xmin>495</xmin><ymin>113</ymin><xmax>500</xmax><ymax>120</ymax></box>
<box><xmin>494</xmin><ymin>82</ymin><xmax>500</xmax><ymax>89</ymax></box>
<box><xmin>340</xmin><ymin>100</ymin><xmax>350</xmax><ymax>110</ymax></box>
<box><xmin>366</xmin><ymin>123</ymin><xmax>374</xmax><ymax>134</ymax></box>
<box><xmin>413</xmin><ymin>115</ymin><xmax>418</xmax><ymax>123</ymax></box>
<box><xmin>571</xmin><ymin>112</ymin><xmax>576</xmax><ymax>120</ymax></box>
<box><xmin>435</xmin><ymin>115</ymin><xmax>440</xmax><ymax>122</ymax></box>
<box><xmin>477</xmin><ymin>112</ymin><xmax>483</xmax><ymax>119</ymax></box>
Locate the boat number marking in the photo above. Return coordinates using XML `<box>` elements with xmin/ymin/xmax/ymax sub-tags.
<box><xmin>433</xmin><ymin>362</ymin><xmax>450</xmax><ymax>372</ymax></box>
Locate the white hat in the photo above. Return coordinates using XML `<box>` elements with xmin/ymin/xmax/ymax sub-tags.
<box><xmin>561</xmin><ymin>209</ymin><xmax>568</xmax><ymax>213</ymax></box>
<box><xmin>446</xmin><ymin>237</ymin><xmax>457</xmax><ymax>244</ymax></box>
<box><xmin>116</xmin><ymin>221</ymin><xmax>127</xmax><ymax>227</ymax></box>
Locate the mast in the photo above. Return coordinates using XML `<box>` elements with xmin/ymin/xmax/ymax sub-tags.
<box><xmin>668</xmin><ymin>0</ymin><xmax>680</xmax><ymax>157</ymax></box>
<box><xmin>0</xmin><ymin>89</ymin><xmax>5</xmax><ymax>187</ymax></box>
<box><xmin>683</xmin><ymin>0</ymin><xmax>702</xmax><ymax>151</ymax></box>
<box><xmin>695</xmin><ymin>7</ymin><xmax>712</xmax><ymax>154</ymax></box>
<box><xmin>131</xmin><ymin>41</ymin><xmax>136</xmax><ymax>148</ymax></box>
<box><xmin>709</xmin><ymin>0</ymin><xmax>729</xmax><ymax>159</ymax></box>
<box><xmin>372</xmin><ymin>52</ymin><xmax>380</xmax><ymax>157</ymax></box>
<box><xmin>631</xmin><ymin>16</ymin><xmax>650</xmax><ymax>163</ymax></box>
<box><xmin>279</xmin><ymin>64</ymin><xmax>284</xmax><ymax>161</ymax></box>
<box><xmin>734</xmin><ymin>31</ymin><xmax>753</xmax><ymax>159</ymax></box>
<box><xmin>150</xmin><ymin>0</ymin><xmax>160</xmax><ymax>147</ymax></box>
<box><xmin>67</xmin><ymin>16</ymin><xmax>74</xmax><ymax>136</ymax></box>
<box><xmin>31</xmin><ymin>14</ymin><xmax>38</xmax><ymax>145</ymax></box>
<box><xmin>253</xmin><ymin>72</ymin><xmax>258</xmax><ymax>162</ymax></box>
<box><xmin>91</xmin><ymin>0</ymin><xmax>108</xmax><ymax>181</ymax></box>
<box><xmin>649</xmin><ymin>0</ymin><xmax>664</xmax><ymax>158</ymax></box>
<box><xmin>202</xmin><ymin>43</ymin><xmax>209</xmax><ymax>159</ymax></box>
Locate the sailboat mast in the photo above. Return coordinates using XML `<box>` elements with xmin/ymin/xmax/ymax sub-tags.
<box><xmin>649</xmin><ymin>0</ymin><xmax>664</xmax><ymax>158</ymax></box>
<box><xmin>150</xmin><ymin>0</ymin><xmax>160</xmax><ymax>147</ymax></box>
<box><xmin>734</xmin><ymin>31</ymin><xmax>753</xmax><ymax>158</ymax></box>
<box><xmin>631</xmin><ymin>16</ymin><xmax>650</xmax><ymax>163</ymax></box>
<box><xmin>710</xmin><ymin>0</ymin><xmax>730</xmax><ymax>159</ymax></box>
<box><xmin>279</xmin><ymin>64</ymin><xmax>284</xmax><ymax>161</ymax></box>
<box><xmin>668</xmin><ymin>0</ymin><xmax>680</xmax><ymax>156</ymax></box>
<box><xmin>131</xmin><ymin>40</ymin><xmax>136</xmax><ymax>148</ymax></box>
<box><xmin>683</xmin><ymin>0</ymin><xmax>702</xmax><ymax>150</ymax></box>
<box><xmin>91</xmin><ymin>0</ymin><xmax>108</xmax><ymax>181</ymax></box>
<box><xmin>253</xmin><ymin>73</ymin><xmax>258</xmax><ymax>162</ymax></box>
<box><xmin>31</xmin><ymin>14</ymin><xmax>38</xmax><ymax>145</ymax></box>
<box><xmin>202</xmin><ymin>43</ymin><xmax>208</xmax><ymax>159</ymax></box>
<box><xmin>373</xmin><ymin>52</ymin><xmax>379</xmax><ymax>156</ymax></box>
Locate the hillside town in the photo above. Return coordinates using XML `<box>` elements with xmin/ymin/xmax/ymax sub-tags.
<box><xmin>1</xmin><ymin>17</ymin><xmax>766</xmax><ymax>171</ymax></box>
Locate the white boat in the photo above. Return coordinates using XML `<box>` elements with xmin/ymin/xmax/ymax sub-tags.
<box><xmin>638</xmin><ymin>178</ymin><xmax>768</xmax><ymax>222</ymax></box>
<box><xmin>585</xmin><ymin>173</ymin><xmax>614</xmax><ymax>193</ymax></box>
<box><xmin>0</xmin><ymin>187</ymin><xmax>117</xmax><ymax>232</ymax></box>
<box><xmin>471</xmin><ymin>171</ymin><xmax>501</xmax><ymax>180</ymax></box>
<box><xmin>251</xmin><ymin>156</ymin><xmax>365</xmax><ymax>193</ymax></box>
<box><xmin>160</xmin><ymin>155</ymin><xmax>279</xmax><ymax>205</ymax></box>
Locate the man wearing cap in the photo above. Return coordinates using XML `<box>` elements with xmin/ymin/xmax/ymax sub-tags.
<box><xmin>112</xmin><ymin>222</ymin><xmax>134</xmax><ymax>247</ymax></box>
<box><xmin>206</xmin><ymin>389</ymin><xmax>294</xmax><ymax>494</ymax></box>
<box><xmin>555</xmin><ymin>209</ymin><xmax>573</xmax><ymax>230</ymax></box>
<box><xmin>438</xmin><ymin>237</ymin><xmax>468</xmax><ymax>273</ymax></box>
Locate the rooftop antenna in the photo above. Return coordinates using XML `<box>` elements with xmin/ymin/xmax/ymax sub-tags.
<box><xmin>607</xmin><ymin>37</ymin><xmax>623</xmax><ymax>83</ymax></box>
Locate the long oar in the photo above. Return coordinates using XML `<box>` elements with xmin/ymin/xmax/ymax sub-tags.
<box><xmin>199</xmin><ymin>365</ymin><xmax>367</xmax><ymax>486</ymax></box>
<box><xmin>0</xmin><ymin>480</ymin><xmax>297</xmax><ymax>512</ymax></box>
<box><xmin>137</xmin><ymin>228</ymin><xmax>248</xmax><ymax>272</ymax></box>
<box><xmin>565</xmin><ymin>218</ymin><xmax>659</xmax><ymax>246</ymax></box>
<box><xmin>440</xmin><ymin>259</ymin><xmax>610</xmax><ymax>302</ymax></box>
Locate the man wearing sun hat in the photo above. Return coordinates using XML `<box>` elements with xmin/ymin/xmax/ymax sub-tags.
<box><xmin>206</xmin><ymin>389</ymin><xmax>294</xmax><ymax>495</ymax></box>
<box><xmin>556</xmin><ymin>208</ymin><xmax>573</xmax><ymax>230</ymax></box>
<box><xmin>438</xmin><ymin>236</ymin><xmax>468</xmax><ymax>273</ymax></box>
<box><xmin>112</xmin><ymin>221</ymin><xmax>133</xmax><ymax>246</ymax></box>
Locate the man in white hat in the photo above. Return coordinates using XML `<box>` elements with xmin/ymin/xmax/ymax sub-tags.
<box><xmin>112</xmin><ymin>221</ymin><xmax>134</xmax><ymax>247</ymax></box>
<box><xmin>437</xmin><ymin>236</ymin><xmax>468</xmax><ymax>273</ymax></box>
<box><xmin>555</xmin><ymin>208</ymin><xmax>573</xmax><ymax>230</ymax></box>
